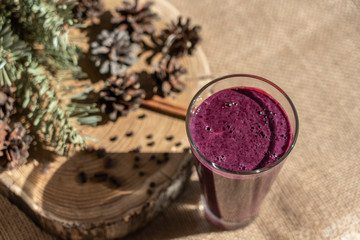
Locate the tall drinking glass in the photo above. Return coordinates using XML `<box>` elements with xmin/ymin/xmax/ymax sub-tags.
<box><xmin>185</xmin><ymin>74</ymin><xmax>299</xmax><ymax>229</ymax></box>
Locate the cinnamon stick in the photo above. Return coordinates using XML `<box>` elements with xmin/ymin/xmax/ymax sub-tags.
<box><xmin>141</xmin><ymin>96</ymin><xmax>187</xmax><ymax>120</ymax></box>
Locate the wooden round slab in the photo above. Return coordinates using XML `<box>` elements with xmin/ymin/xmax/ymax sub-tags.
<box><xmin>0</xmin><ymin>0</ymin><xmax>211</xmax><ymax>239</ymax></box>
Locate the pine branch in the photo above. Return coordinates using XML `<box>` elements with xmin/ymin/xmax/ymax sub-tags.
<box><xmin>17</xmin><ymin>61</ymin><xmax>88</xmax><ymax>155</ymax></box>
<box><xmin>0</xmin><ymin>2</ymin><xmax>101</xmax><ymax>156</ymax></box>
<box><xmin>0</xmin><ymin>17</ymin><xmax>31</xmax><ymax>86</ymax></box>
<box><xmin>2</xmin><ymin>0</ymin><xmax>77</xmax><ymax>45</ymax></box>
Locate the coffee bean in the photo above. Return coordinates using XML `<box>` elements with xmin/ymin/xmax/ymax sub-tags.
<box><xmin>86</xmin><ymin>146</ymin><xmax>95</xmax><ymax>153</ymax></box>
<box><xmin>138</xmin><ymin>114</ymin><xmax>146</xmax><ymax>119</ymax></box>
<box><xmin>163</xmin><ymin>153</ymin><xmax>169</xmax><ymax>161</ymax></box>
<box><xmin>129</xmin><ymin>146</ymin><xmax>142</xmax><ymax>153</ymax></box>
<box><xmin>125</xmin><ymin>131</ymin><xmax>134</xmax><ymax>137</ymax></box>
<box><xmin>104</xmin><ymin>157</ymin><xmax>115</xmax><ymax>169</ymax></box>
<box><xmin>96</xmin><ymin>148</ymin><xmax>106</xmax><ymax>158</ymax></box>
<box><xmin>108</xmin><ymin>176</ymin><xmax>122</xmax><ymax>188</ymax></box>
<box><xmin>183</xmin><ymin>147</ymin><xmax>190</xmax><ymax>153</ymax></box>
<box><xmin>109</xmin><ymin>135</ymin><xmax>118</xmax><ymax>141</ymax></box>
<box><xmin>92</xmin><ymin>172</ymin><xmax>108</xmax><ymax>182</ymax></box>
<box><xmin>77</xmin><ymin>172</ymin><xmax>87</xmax><ymax>183</ymax></box>
<box><xmin>165</xmin><ymin>135</ymin><xmax>174</xmax><ymax>141</ymax></box>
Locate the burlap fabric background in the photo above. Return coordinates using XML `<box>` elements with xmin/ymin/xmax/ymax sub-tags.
<box><xmin>1</xmin><ymin>0</ymin><xmax>359</xmax><ymax>239</ymax></box>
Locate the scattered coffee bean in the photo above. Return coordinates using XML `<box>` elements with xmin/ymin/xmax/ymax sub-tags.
<box><xmin>175</xmin><ymin>141</ymin><xmax>182</xmax><ymax>147</ymax></box>
<box><xmin>125</xmin><ymin>131</ymin><xmax>134</xmax><ymax>137</ymax></box>
<box><xmin>165</xmin><ymin>135</ymin><xmax>174</xmax><ymax>141</ymax></box>
<box><xmin>149</xmin><ymin>182</ymin><xmax>156</xmax><ymax>188</ymax></box>
<box><xmin>183</xmin><ymin>147</ymin><xmax>190</xmax><ymax>153</ymax></box>
<box><xmin>129</xmin><ymin>146</ymin><xmax>142</xmax><ymax>153</ymax></box>
<box><xmin>96</xmin><ymin>148</ymin><xmax>106</xmax><ymax>158</ymax></box>
<box><xmin>104</xmin><ymin>157</ymin><xmax>115</xmax><ymax>169</ymax></box>
<box><xmin>150</xmin><ymin>154</ymin><xmax>156</xmax><ymax>160</ymax></box>
<box><xmin>86</xmin><ymin>146</ymin><xmax>95</xmax><ymax>153</ymax></box>
<box><xmin>146</xmin><ymin>134</ymin><xmax>153</xmax><ymax>139</ymax></box>
<box><xmin>147</xmin><ymin>141</ymin><xmax>155</xmax><ymax>147</ymax></box>
<box><xmin>109</xmin><ymin>135</ymin><xmax>118</xmax><ymax>141</ymax></box>
<box><xmin>138</xmin><ymin>114</ymin><xmax>146</xmax><ymax>119</ymax></box>
<box><xmin>92</xmin><ymin>172</ymin><xmax>108</xmax><ymax>182</ymax></box>
<box><xmin>163</xmin><ymin>152</ymin><xmax>169</xmax><ymax>161</ymax></box>
<box><xmin>77</xmin><ymin>172</ymin><xmax>88</xmax><ymax>183</ymax></box>
<box><xmin>108</xmin><ymin>176</ymin><xmax>122</xmax><ymax>189</ymax></box>
<box><xmin>134</xmin><ymin>156</ymin><xmax>141</xmax><ymax>162</ymax></box>
<box><xmin>139</xmin><ymin>171</ymin><xmax>145</xmax><ymax>176</ymax></box>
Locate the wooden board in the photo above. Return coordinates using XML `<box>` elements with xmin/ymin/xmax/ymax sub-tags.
<box><xmin>0</xmin><ymin>0</ymin><xmax>211</xmax><ymax>239</ymax></box>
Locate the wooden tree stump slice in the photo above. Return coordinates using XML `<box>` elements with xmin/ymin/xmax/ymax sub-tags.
<box><xmin>0</xmin><ymin>0</ymin><xmax>211</xmax><ymax>239</ymax></box>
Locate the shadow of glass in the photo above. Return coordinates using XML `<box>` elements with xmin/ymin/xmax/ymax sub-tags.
<box><xmin>123</xmin><ymin>178</ymin><xmax>222</xmax><ymax>240</ymax></box>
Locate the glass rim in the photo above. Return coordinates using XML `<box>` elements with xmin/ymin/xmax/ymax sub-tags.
<box><xmin>185</xmin><ymin>74</ymin><xmax>299</xmax><ymax>176</ymax></box>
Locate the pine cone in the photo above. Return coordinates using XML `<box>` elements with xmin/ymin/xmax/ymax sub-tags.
<box><xmin>160</xmin><ymin>17</ymin><xmax>201</xmax><ymax>58</ymax></box>
<box><xmin>111</xmin><ymin>0</ymin><xmax>158</xmax><ymax>42</ymax></box>
<box><xmin>99</xmin><ymin>73</ymin><xmax>145</xmax><ymax>120</ymax></box>
<box><xmin>153</xmin><ymin>55</ymin><xmax>187</xmax><ymax>97</ymax></box>
<box><xmin>91</xmin><ymin>29</ymin><xmax>140</xmax><ymax>76</ymax></box>
<box><xmin>72</xmin><ymin>0</ymin><xmax>104</xmax><ymax>23</ymax></box>
<box><xmin>0</xmin><ymin>121</ymin><xmax>32</xmax><ymax>170</ymax></box>
<box><xmin>0</xmin><ymin>86</ymin><xmax>14</xmax><ymax>121</ymax></box>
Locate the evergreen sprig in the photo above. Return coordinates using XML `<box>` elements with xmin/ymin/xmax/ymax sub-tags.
<box><xmin>17</xmin><ymin>62</ymin><xmax>89</xmax><ymax>155</ymax></box>
<box><xmin>0</xmin><ymin>1</ymin><xmax>100</xmax><ymax>156</ymax></box>
<box><xmin>0</xmin><ymin>17</ymin><xmax>30</xmax><ymax>86</ymax></box>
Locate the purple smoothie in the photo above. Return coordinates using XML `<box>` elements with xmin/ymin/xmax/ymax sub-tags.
<box><xmin>188</xmin><ymin>87</ymin><xmax>292</xmax><ymax>228</ymax></box>
<box><xmin>190</xmin><ymin>87</ymin><xmax>291</xmax><ymax>172</ymax></box>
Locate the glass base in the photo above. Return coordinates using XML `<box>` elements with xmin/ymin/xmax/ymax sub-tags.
<box><xmin>201</xmin><ymin>195</ymin><xmax>257</xmax><ymax>230</ymax></box>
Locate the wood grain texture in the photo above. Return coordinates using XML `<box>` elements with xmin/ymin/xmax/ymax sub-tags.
<box><xmin>0</xmin><ymin>0</ymin><xmax>211</xmax><ymax>239</ymax></box>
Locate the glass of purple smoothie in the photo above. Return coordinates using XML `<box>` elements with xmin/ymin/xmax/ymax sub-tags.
<box><xmin>186</xmin><ymin>74</ymin><xmax>299</xmax><ymax>229</ymax></box>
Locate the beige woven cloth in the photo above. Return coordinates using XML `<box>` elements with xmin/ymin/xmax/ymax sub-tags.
<box><xmin>1</xmin><ymin>0</ymin><xmax>360</xmax><ymax>239</ymax></box>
